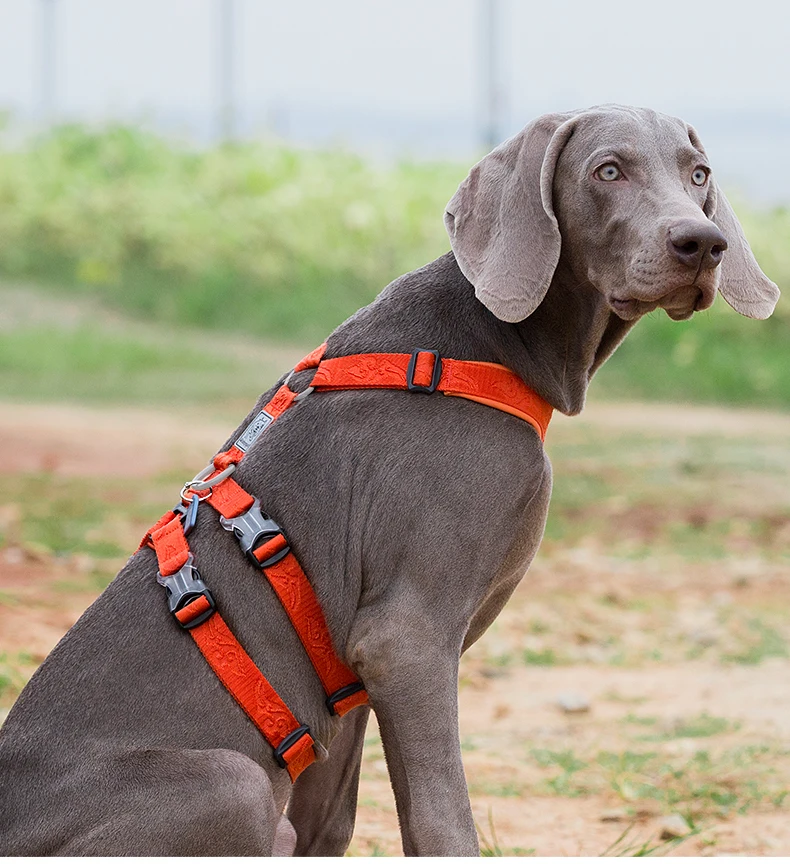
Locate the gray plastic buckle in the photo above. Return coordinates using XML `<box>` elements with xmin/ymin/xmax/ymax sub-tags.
<box><xmin>220</xmin><ymin>499</ymin><xmax>290</xmax><ymax>568</ymax></box>
<box><xmin>156</xmin><ymin>553</ymin><xmax>215</xmax><ymax>628</ymax></box>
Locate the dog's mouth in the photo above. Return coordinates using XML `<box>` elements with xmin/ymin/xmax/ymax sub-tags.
<box><xmin>610</xmin><ymin>285</ymin><xmax>711</xmax><ymax>322</ymax></box>
<box><xmin>662</xmin><ymin>286</ymin><xmax>712</xmax><ymax>321</ymax></box>
<box><xmin>608</xmin><ymin>297</ymin><xmax>657</xmax><ymax>320</ymax></box>
<box><xmin>664</xmin><ymin>306</ymin><xmax>695</xmax><ymax>321</ymax></box>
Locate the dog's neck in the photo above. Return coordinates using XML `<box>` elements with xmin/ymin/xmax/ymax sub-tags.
<box><xmin>330</xmin><ymin>252</ymin><xmax>636</xmax><ymax>416</ymax></box>
<box><xmin>507</xmin><ymin>259</ymin><xmax>637</xmax><ymax>414</ymax></box>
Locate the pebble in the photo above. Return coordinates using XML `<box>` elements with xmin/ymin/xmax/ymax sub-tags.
<box><xmin>3</xmin><ymin>546</ymin><xmax>24</xmax><ymax>566</ymax></box>
<box><xmin>600</xmin><ymin>807</ymin><xmax>627</xmax><ymax>823</ymax></box>
<box><xmin>555</xmin><ymin>691</ymin><xmax>591</xmax><ymax>714</ymax></box>
<box><xmin>659</xmin><ymin>813</ymin><xmax>691</xmax><ymax>840</ymax></box>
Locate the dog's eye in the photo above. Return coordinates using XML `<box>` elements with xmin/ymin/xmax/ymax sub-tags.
<box><xmin>691</xmin><ymin>167</ymin><xmax>709</xmax><ymax>186</ymax></box>
<box><xmin>596</xmin><ymin>163</ymin><xmax>621</xmax><ymax>181</ymax></box>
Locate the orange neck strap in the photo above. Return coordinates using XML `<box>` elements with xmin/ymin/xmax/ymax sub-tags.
<box><xmin>307</xmin><ymin>346</ymin><xmax>552</xmax><ymax>441</ymax></box>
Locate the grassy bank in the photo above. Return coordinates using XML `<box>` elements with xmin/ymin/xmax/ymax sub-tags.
<box><xmin>0</xmin><ymin>123</ymin><xmax>787</xmax><ymax>408</ymax></box>
<box><xmin>0</xmin><ymin>123</ymin><xmax>460</xmax><ymax>343</ymax></box>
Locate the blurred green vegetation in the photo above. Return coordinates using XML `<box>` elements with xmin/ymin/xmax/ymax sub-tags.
<box><xmin>0</xmin><ymin>324</ymin><xmax>233</xmax><ymax>404</ymax></box>
<box><xmin>0</xmin><ymin>122</ymin><xmax>787</xmax><ymax>408</ymax></box>
<box><xmin>0</xmin><ymin>123</ymin><xmax>460</xmax><ymax>343</ymax></box>
<box><xmin>0</xmin><ymin>321</ymin><xmax>293</xmax><ymax>407</ymax></box>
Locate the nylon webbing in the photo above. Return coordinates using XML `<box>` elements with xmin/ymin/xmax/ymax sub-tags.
<box><xmin>143</xmin><ymin>342</ymin><xmax>553</xmax><ymax>779</ymax></box>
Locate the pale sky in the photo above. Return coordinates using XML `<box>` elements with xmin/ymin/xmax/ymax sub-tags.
<box><xmin>0</xmin><ymin>0</ymin><xmax>789</xmax><ymax>198</ymax></box>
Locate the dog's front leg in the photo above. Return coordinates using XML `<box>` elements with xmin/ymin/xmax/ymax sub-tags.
<box><xmin>375</xmin><ymin>657</ymin><xmax>476</xmax><ymax>855</ymax></box>
<box><xmin>286</xmin><ymin>705</ymin><xmax>370</xmax><ymax>855</ymax></box>
<box><xmin>352</xmin><ymin>619</ymin><xmax>477</xmax><ymax>856</ymax></box>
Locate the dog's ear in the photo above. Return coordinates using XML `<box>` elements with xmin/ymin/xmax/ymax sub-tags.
<box><xmin>704</xmin><ymin>181</ymin><xmax>780</xmax><ymax>319</ymax></box>
<box><xmin>444</xmin><ymin>112</ymin><xmax>579</xmax><ymax>322</ymax></box>
<box><xmin>687</xmin><ymin>123</ymin><xmax>780</xmax><ymax>320</ymax></box>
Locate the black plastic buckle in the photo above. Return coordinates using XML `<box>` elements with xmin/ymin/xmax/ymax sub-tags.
<box><xmin>156</xmin><ymin>554</ymin><xmax>216</xmax><ymax>630</ymax></box>
<box><xmin>273</xmin><ymin>724</ymin><xmax>312</xmax><ymax>769</ymax></box>
<box><xmin>219</xmin><ymin>499</ymin><xmax>291</xmax><ymax>569</ymax></box>
<box><xmin>406</xmin><ymin>349</ymin><xmax>442</xmax><ymax>394</ymax></box>
<box><xmin>325</xmin><ymin>682</ymin><xmax>366</xmax><ymax>715</ymax></box>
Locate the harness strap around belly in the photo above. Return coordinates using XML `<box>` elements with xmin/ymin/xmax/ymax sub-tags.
<box><xmin>140</xmin><ymin>342</ymin><xmax>552</xmax><ymax>780</ymax></box>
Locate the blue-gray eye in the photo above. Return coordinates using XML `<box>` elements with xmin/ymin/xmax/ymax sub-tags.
<box><xmin>692</xmin><ymin>167</ymin><xmax>709</xmax><ymax>186</ymax></box>
<box><xmin>596</xmin><ymin>163</ymin><xmax>621</xmax><ymax>181</ymax></box>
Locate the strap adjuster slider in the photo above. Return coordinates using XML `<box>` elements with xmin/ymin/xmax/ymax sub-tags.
<box><xmin>273</xmin><ymin>724</ymin><xmax>312</xmax><ymax>769</ymax></box>
<box><xmin>326</xmin><ymin>681</ymin><xmax>366</xmax><ymax>715</ymax></box>
<box><xmin>406</xmin><ymin>349</ymin><xmax>442</xmax><ymax>394</ymax></box>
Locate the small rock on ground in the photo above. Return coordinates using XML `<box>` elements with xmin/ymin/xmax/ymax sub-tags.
<box><xmin>659</xmin><ymin>813</ymin><xmax>691</xmax><ymax>840</ymax></box>
<box><xmin>556</xmin><ymin>691</ymin><xmax>591</xmax><ymax>714</ymax></box>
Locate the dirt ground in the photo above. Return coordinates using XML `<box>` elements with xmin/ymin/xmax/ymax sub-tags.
<box><xmin>1</xmin><ymin>400</ymin><xmax>789</xmax><ymax>856</ymax></box>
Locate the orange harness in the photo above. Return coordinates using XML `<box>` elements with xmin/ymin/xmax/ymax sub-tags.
<box><xmin>141</xmin><ymin>346</ymin><xmax>552</xmax><ymax>780</ymax></box>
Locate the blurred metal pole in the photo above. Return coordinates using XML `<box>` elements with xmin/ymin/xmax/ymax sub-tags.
<box><xmin>218</xmin><ymin>0</ymin><xmax>236</xmax><ymax>141</ymax></box>
<box><xmin>39</xmin><ymin>0</ymin><xmax>57</xmax><ymax>125</ymax></box>
<box><xmin>479</xmin><ymin>0</ymin><xmax>502</xmax><ymax>151</ymax></box>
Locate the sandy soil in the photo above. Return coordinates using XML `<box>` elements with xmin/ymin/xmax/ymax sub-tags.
<box><xmin>1</xmin><ymin>399</ymin><xmax>789</xmax><ymax>856</ymax></box>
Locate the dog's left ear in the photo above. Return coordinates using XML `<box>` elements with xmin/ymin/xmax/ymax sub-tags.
<box><xmin>688</xmin><ymin>126</ymin><xmax>780</xmax><ymax>320</ymax></box>
<box><xmin>444</xmin><ymin>111</ymin><xmax>580</xmax><ymax>323</ymax></box>
<box><xmin>704</xmin><ymin>182</ymin><xmax>780</xmax><ymax>319</ymax></box>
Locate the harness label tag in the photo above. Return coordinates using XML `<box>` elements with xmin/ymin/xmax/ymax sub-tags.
<box><xmin>234</xmin><ymin>410</ymin><xmax>274</xmax><ymax>453</ymax></box>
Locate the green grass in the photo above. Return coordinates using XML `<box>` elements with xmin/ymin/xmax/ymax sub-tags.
<box><xmin>600</xmin><ymin>824</ymin><xmax>696</xmax><ymax>857</ymax></box>
<box><xmin>529</xmin><ymin>744</ymin><xmax>790</xmax><ymax>820</ymax></box>
<box><xmin>531</xmin><ymin>749</ymin><xmax>590</xmax><ymax>796</ymax></box>
<box><xmin>591</xmin><ymin>305</ymin><xmax>790</xmax><ymax>409</ymax></box>
<box><xmin>623</xmin><ymin>714</ymin><xmax>660</xmax><ymax>727</ymax></box>
<box><xmin>0</xmin><ymin>471</ymin><xmax>171</xmax><ymax>559</ymax></box>
<box><xmin>542</xmin><ymin>426</ymin><xmax>790</xmax><ymax>561</ymax></box>
<box><xmin>475</xmin><ymin>591</ymin><xmax>790</xmax><ymax>670</ymax></box>
<box><xmin>0</xmin><ymin>284</ymin><xmax>309</xmax><ymax>408</ymax></box>
<box><xmin>667</xmin><ymin>714</ymin><xmax>736</xmax><ymax>739</ymax></box>
<box><xmin>476</xmin><ymin>809</ymin><xmax>535</xmax><ymax>857</ymax></box>
<box><xmin>634</xmin><ymin>713</ymin><xmax>739</xmax><ymax>743</ymax></box>
<box><xmin>469</xmin><ymin>781</ymin><xmax>525</xmax><ymax>799</ymax></box>
<box><xmin>0</xmin><ymin>122</ymin><xmax>462</xmax><ymax>345</ymax></box>
<box><xmin>0</xmin><ymin>324</ymin><xmax>248</xmax><ymax>405</ymax></box>
<box><xmin>721</xmin><ymin>618</ymin><xmax>789</xmax><ymax>665</ymax></box>
<box><xmin>522</xmin><ymin>647</ymin><xmax>560</xmax><ymax>666</ymax></box>
<box><xmin>0</xmin><ymin>652</ymin><xmax>37</xmax><ymax>706</ymax></box>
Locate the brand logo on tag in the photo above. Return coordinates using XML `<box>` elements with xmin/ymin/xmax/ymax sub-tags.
<box><xmin>234</xmin><ymin>410</ymin><xmax>274</xmax><ymax>453</ymax></box>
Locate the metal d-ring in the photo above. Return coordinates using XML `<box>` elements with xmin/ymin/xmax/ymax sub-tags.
<box><xmin>282</xmin><ymin>367</ymin><xmax>314</xmax><ymax>404</ymax></box>
<box><xmin>293</xmin><ymin>386</ymin><xmax>314</xmax><ymax>403</ymax></box>
<box><xmin>180</xmin><ymin>462</ymin><xmax>237</xmax><ymax>501</ymax></box>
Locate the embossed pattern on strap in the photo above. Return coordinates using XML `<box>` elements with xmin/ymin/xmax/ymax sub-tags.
<box><xmin>309</xmin><ymin>352</ymin><xmax>553</xmax><ymax>441</ymax></box>
<box><xmin>142</xmin><ymin>342</ymin><xmax>549</xmax><ymax>781</ymax></box>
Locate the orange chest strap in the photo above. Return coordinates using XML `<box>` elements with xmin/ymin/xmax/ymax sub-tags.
<box><xmin>141</xmin><ymin>343</ymin><xmax>551</xmax><ymax>781</ymax></box>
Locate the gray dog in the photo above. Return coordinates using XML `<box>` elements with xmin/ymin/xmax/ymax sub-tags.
<box><xmin>0</xmin><ymin>105</ymin><xmax>779</xmax><ymax>856</ymax></box>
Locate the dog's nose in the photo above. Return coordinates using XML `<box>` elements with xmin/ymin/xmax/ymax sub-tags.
<box><xmin>667</xmin><ymin>220</ymin><xmax>728</xmax><ymax>271</ymax></box>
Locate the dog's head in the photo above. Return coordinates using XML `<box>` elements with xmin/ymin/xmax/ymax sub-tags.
<box><xmin>445</xmin><ymin>105</ymin><xmax>779</xmax><ymax>324</ymax></box>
